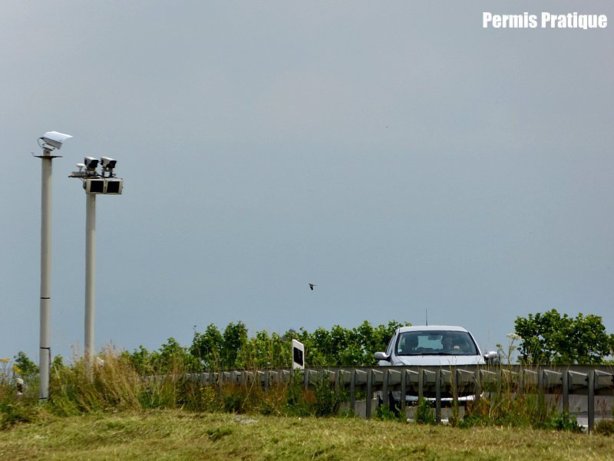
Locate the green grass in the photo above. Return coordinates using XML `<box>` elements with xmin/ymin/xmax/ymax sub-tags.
<box><xmin>0</xmin><ymin>410</ymin><xmax>613</xmax><ymax>460</ymax></box>
<box><xmin>1</xmin><ymin>353</ymin><xmax>613</xmax><ymax>459</ymax></box>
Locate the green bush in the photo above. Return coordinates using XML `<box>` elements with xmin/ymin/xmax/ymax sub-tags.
<box><xmin>312</xmin><ymin>377</ymin><xmax>342</xmax><ymax>417</ymax></box>
<box><xmin>0</xmin><ymin>401</ymin><xmax>38</xmax><ymax>429</ymax></box>
<box><xmin>376</xmin><ymin>404</ymin><xmax>402</xmax><ymax>421</ymax></box>
<box><xmin>595</xmin><ymin>419</ymin><xmax>614</xmax><ymax>436</ymax></box>
<box><xmin>415</xmin><ymin>397</ymin><xmax>436</xmax><ymax>425</ymax></box>
<box><xmin>543</xmin><ymin>412</ymin><xmax>582</xmax><ymax>432</ymax></box>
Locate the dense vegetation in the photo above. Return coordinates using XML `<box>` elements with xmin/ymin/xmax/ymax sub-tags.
<box><xmin>126</xmin><ymin>320</ymin><xmax>407</xmax><ymax>373</ymax></box>
<box><xmin>8</xmin><ymin>310</ymin><xmax>614</xmax><ymax>382</ymax></box>
<box><xmin>3</xmin><ymin>348</ymin><xmax>612</xmax><ymax>435</ymax></box>
<box><xmin>2</xmin><ymin>321</ymin><xmax>409</xmax><ymax>428</ymax></box>
<box><xmin>1</xmin><ymin>314</ymin><xmax>613</xmax><ymax>440</ymax></box>
<box><xmin>514</xmin><ymin>309</ymin><xmax>614</xmax><ymax>365</ymax></box>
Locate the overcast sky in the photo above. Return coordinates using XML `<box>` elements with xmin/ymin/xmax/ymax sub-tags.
<box><xmin>1</xmin><ymin>1</ymin><xmax>613</xmax><ymax>362</ymax></box>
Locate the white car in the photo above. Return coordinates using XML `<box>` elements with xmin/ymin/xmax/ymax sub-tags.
<box><xmin>375</xmin><ymin>325</ymin><xmax>497</xmax><ymax>367</ymax></box>
<box><xmin>374</xmin><ymin>325</ymin><xmax>498</xmax><ymax>406</ymax></box>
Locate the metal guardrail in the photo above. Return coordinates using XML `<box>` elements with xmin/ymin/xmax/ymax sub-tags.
<box><xmin>186</xmin><ymin>365</ymin><xmax>614</xmax><ymax>432</ymax></box>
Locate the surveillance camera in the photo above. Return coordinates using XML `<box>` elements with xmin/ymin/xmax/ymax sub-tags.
<box><xmin>40</xmin><ymin>131</ymin><xmax>72</xmax><ymax>150</ymax></box>
<box><xmin>101</xmin><ymin>157</ymin><xmax>116</xmax><ymax>168</ymax></box>
<box><xmin>84</xmin><ymin>156</ymin><xmax>99</xmax><ymax>170</ymax></box>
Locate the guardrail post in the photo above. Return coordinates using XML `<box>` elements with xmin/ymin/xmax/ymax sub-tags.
<box><xmin>334</xmin><ymin>369</ymin><xmax>340</xmax><ymax>395</ymax></box>
<box><xmin>587</xmin><ymin>370</ymin><xmax>595</xmax><ymax>433</ymax></box>
<box><xmin>366</xmin><ymin>369</ymin><xmax>373</xmax><ymax>419</ymax></box>
<box><xmin>350</xmin><ymin>369</ymin><xmax>356</xmax><ymax>415</ymax></box>
<box><xmin>477</xmin><ymin>368</ymin><xmax>486</xmax><ymax>399</ymax></box>
<box><xmin>453</xmin><ymin>368</ymin><xmax>460</xmax><ymax>410</ymax></box>
<box><xmin>382</xmin><ymin>369</ymin><xmax>390</xmax><ymax>412</ymax></box>
<box><xmin>435</xmin><ymin>368</ymin><xmax>442</xmax><ymax>424</ymax></box>
<box><xmin>562</xmin><ymin>369</ymin><xmax>570</xmax><ymax>414</ymax></box>
<box><xmin>400</xmin><ymin>368</ymin><xmax>407</xmax><ymax>414</ymax></box>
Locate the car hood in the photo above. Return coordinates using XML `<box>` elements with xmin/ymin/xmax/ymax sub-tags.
<box><xmin>387</xmin><ymin>355</ymin><xmax>486</xmax><ymax>367</ymax></box>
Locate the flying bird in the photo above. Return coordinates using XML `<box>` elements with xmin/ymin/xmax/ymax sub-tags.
<box><xmin>308</xmin><ymin>283</ymin><xmax>317</xmax><ymax>291</ymax></box>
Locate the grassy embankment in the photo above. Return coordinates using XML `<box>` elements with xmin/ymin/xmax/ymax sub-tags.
<box><xmin>1</xmin><ymin>410</ymin><xmax>614</xmax><ymax>460</ymax></box>
<box><xmin>1</xmin><ymin>352</ymin><xmax>614</xmax><ymax>459</ymax></box>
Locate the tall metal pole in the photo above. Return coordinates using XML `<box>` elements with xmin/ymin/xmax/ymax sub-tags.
<box><xmin>70</xmin><ymin>156</ymin><xmax>121</xmax><ymax>374</ymax></box>
<box><xmin>39</xmin><ymin>154</ymin><xmax>53</xmax><ymax>400</ymax></box>
<box><xmin>85</xmin><ymin>191</ymin><xmax>96</xmax><ymax>369</ymax></box>
<box><xmin>36</xmin><ymin>131</ymin><xmax>71</xmax><ymax>399</ymax></box>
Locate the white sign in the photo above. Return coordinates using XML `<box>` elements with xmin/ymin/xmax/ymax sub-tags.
<box><xmin>291</xmin><ymin>339</ymin><xmax>305</xmax><ymax>369</ymax></box>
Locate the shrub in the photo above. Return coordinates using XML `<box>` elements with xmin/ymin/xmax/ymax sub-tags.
<box><xmin>49</xmin><ymin>350</ymin><xmax>143</xmax><ymax>415</ymax></box>
<box><xmin>0</xmin><ymin>401</ymin><xmax>39</xmax><ymax>429</ymax></box>
<box><xmin>415</xmin><ymin>397</ymin><xmax>436</xmax><ymax>425</ymax></box>
<box><xmin>543</xmin><ymin>412</ymin><xmax>582</xmax><ymax>432</ymax></box>
<box><xmin>595</xmin><ymin>419</ymin><xmax>614</xmax><ymax>436</ymax></box>
<box><xmin>311</xmin><ymin>377</ymin><xmax>342</xmax><ymax>417</ymax></box>
<box><xmin>376</xmin><ymin>404</ymin><xmax>401</xmax><ymax>421</ymax></box>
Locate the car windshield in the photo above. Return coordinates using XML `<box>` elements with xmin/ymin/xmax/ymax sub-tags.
<box><xmin>395</xmin><ymin>330</ymin><xmax>478</xmax><ymax>356</ymax></box>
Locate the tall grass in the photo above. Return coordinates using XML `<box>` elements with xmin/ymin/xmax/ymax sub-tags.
<box><xmin>49</xmin><ymin>351</ymin><xmax>142</xmax><ymax>415</ymax></box>
<box><xmin>0</xmin><ymin>358</ymin><xmax>40</xmax><ymax>429</ymax></box>
<box><xmin>47</xmin><ymin>348</ymin><xmax>207</xmax><ymax>415</ymax></box>
<box><xmin>0</xmin><ymin>352</ymin><xmax>605</xmax><ymax>434</ymax></box>
<box><xmin>27</xmin><ymin>350</ymin><xmax>341</xmax><ymax>419</ymax></box>
<box><xmin>457</xmin><ymin>366</ymin><xmax>582</xmax><ymax>431</ymax></box>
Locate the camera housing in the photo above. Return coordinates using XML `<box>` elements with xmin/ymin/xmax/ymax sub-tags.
<box><xmin>101</xmin><ymin>157</ymin><xmax>116</xmax><ymax>169</ymax></box>
<box><xmin>84</xmin><ymin>156</ymin><xmax>99</xmax><ymax>174</ymax></box>
<box><xmin>40</xmin><ymin>131</ymin><xmax>72</xmax><ymax>150</ymax></box>
<box><xmin>71</xmin><ymin>155</ymin><xmax>123</xmax><ymax>195</ymax></box>
<box><xmin>100</xmin><ymin>157</ymin><xmax>117</xmax><ymax>177</ymax></box>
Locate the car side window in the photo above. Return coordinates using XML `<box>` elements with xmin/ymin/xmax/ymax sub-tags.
<box><xmin>386</xmin><ymin>334</ymin><xmax>395</xmax><ymax>356</ymax></box>
<box><xmin>396</xmin><ymin>335</ymin><xmax>406</xmax><ymax>354</ymax></box>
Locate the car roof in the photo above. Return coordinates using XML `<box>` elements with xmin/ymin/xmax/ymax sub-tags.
<box><xmin>396</xmin><ymin>325</ymin><xmax>470</xmax><ymax>333</ymax></box>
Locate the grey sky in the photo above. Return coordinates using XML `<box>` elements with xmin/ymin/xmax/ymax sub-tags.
<box><xmin>1</xmin><ymin>1</ymin><xmax>613</xmax><ymax>361</ymax></box>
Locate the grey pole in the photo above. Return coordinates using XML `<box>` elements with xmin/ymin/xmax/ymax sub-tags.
<box><xmin>84</xmin><ymin>191</ymin><xmax>96</xmax><ymax>368</ymax></box>
<box><xmin>36</xmin><ymin>131</ymin><xmax>72</xmax><ymax>400</ymax></box>
<box><xmin>70</xmin><ymin>156</ymin><xmax>122</xmax><ymax>374</ymax></box>
<box><xmin>39</xmin><ymin>154</ymin><xmax>53</xmax><ymax>400</ymax></box>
